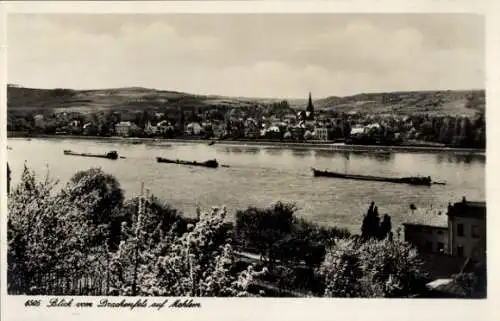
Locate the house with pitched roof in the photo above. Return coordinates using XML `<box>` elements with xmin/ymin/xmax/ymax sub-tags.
<box><xmin>403</xmin><ymin>198</ymin><xmax>486</xmax><ymax>282</ymax></box>
<box><xmin>403</xmin><ymin>198</ymin><xmax>485</xmax><ymax>262</ymax></box>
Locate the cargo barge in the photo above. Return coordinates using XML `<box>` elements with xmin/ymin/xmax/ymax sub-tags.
<box><xmin>64</xmin><ymin>150</ymin><xmax>119</xmax><ymax>160</ymax></box>
<box><xmin>312</xmin><ymin>168</ymin><xmax>434</xmax><ymax>186</ymax></box>
<box><xmin>156</xmin><ymin>157</ymin><xmax>219</xmax><ymax>168</ymax></box>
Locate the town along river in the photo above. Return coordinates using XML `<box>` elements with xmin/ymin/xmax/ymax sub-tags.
<box><xmin>8</xmin><ymin>138</ymin><xmax>485</xmax><ymax>233</ymax></box>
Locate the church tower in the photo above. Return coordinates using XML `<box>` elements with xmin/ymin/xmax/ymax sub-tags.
<box><xmin>306</xmin><ymin>92</ymin><xmax>314</xmax><ymax>120</ymax></box>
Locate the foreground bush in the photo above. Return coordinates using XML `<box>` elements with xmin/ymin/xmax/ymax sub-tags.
<box><xmin>7</xmin><ymin>166</ymin><xmax>108</xmax><ymax>294</ymax></box>
<box><xmin>106</xmin><ymin>195</ymin><xmax>192</xmax><ymax>250</ymax></box>
<box><xmin>319</xmin><ymin>238</ymin><xmax>428</xmax><ymax>297</ymax></box>
<box><xmin>235</xmin><ymin>202</ymin><xmax>350</xmax><ymax>266</ymax></box>
<box><xmin>108</xmin><ymin>207</ymin><xmax>265</xmax><ymax>296</ymax></box>
<box><xmin>235</xmin><ymin>202</ymin><xmax>296</xmax><ymax>257</ymax></box>
<box><xmin>66</xmin><ymin>167</ymin><xmax>124</xmax><ymax>225</ymax></box>
<box><xmin>452</xmin><ymin>262</ymin><xmax>487</xmax><ymax>298</ymax></box>
<box><xmin>8</xmin><ymin>166</ymin><xmax>265</xmax><ymax>296</ymax></box>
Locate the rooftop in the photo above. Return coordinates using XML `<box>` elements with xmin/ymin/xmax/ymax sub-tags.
<box><xmin>465</xmin><ymin>201</ymin><xmax>486</xmax><ymax>207</ymax></box>
<box><xmin>447</xmin><ymin>199</ymin><xmax>486</xmax><ymax>219</ymax></box>
<box><xmin>403</xmin><ymin>206</ymin><xmax>449</xmax><ymax>228</ymax></box>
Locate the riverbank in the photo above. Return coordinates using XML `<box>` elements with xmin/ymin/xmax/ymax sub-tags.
<box><xmin>7</xmin><ymin>132</ymin><xmax>486</xmax><ymax>155</ymax></box>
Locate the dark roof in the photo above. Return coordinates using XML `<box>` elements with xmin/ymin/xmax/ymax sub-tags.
<box><xmin>447</xmin><ymin>200</ymin><xmax>486</xmax><ymax>219</ymax></box>
<box><xmin>465</xmin><ymin>201</ymin><xmax>486</xmax><ymax>208</ymax></box>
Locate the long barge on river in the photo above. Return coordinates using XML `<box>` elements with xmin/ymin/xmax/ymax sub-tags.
<box><xmin>64</xmin><ymin>150</ymin><xmax>119</xmax><ymax>160</ymax></box>
<box><xmin>312</xmin><ymin>168</ymin><xmax>434</xmax><ymax>186</ymax></box>
<box><xmin>156</xmin><ymin>157</ymin><xmax>219</xmax><ymax>168</ymax></box>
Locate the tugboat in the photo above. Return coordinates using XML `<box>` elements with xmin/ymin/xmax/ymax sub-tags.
<box><xmin>311</xmin><ymin>168</ymin><xmax>432</xmax><ymax>186</ymax></box>
<box><xmin>156</xmin><ymin>157</ymin><xmax>219</xmax><ymax>168</ymax></box>
<box><xmin>64</xmin><ymin>150</ymin><xmax>119</xmax><ymax>160</ymax></box>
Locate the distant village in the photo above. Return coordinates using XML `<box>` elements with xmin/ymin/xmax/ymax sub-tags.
<box><xmin>8</xmin><ymin>92</ymin><xmax>485</xmax><ymax>149</ymax></box>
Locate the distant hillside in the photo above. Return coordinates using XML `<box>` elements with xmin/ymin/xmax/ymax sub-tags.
<box><xmin>316</xmin><ymin>90</ymin><xmax>485</xmax><ymax>116</ymax></box>
<box><xmin>7</xmin><ymin>84</ymin><xmax>484</xmax><ymax>116</ymax></box>
<box><xmin>7</xmin><ymin>84</ymin><xmax>294</xmax><ymax>113</ymax></box>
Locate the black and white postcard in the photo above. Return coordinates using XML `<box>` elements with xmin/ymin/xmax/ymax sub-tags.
<box><xmin>1</xmin><ymin>1</ymin><xmax>498</xmax><ymax>321</ymax></box>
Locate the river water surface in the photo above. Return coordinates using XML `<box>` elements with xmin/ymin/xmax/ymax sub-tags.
<box><xmin>7</xmin><ymin>138</ymin><xmax>485</xmax><ymax>233</ymax></box>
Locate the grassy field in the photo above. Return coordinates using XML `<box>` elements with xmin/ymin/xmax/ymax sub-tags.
<box><xmin>7</xmin><ymin>84</ymin><xmax>485</xmax><ymax>116</ymax></box>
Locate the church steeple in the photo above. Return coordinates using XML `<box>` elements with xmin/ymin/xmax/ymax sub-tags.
<box><xmin>306</xmin><ymin>92</ymin><xmax>314</xmax><ymax>120</ymax></box>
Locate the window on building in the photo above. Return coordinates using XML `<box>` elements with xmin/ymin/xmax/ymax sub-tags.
<box><xmin>437</xmin><ymin>242</ymin><xmax>445</xmax><ymax>253</ymax></box>
<box><xmin>437</xmin><ymin>230</ymin><xmax>444</xmax><ymax>235</ymax></box>
<box><xmin>424</xmin><ymin>241</ymin><xmax>433</xmax><ymax>252</ymax></box>
<box><xmin>471</xmin><ymin>225</ymin><xmax>480</xmax><ymax>238</ymax></box>
<box><xmin>457</xmin><ymin>223</ymin><xmax>465</xmax><ymax>237</ymax></box>
<box><xmin>457</xmin><ymin>245</ymin><xmax>464</xmax><ymax>257</ymax></box>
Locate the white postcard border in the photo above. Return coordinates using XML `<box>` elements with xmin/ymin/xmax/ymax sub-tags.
<box><xmin>1</xmin><ymin>1</ymin><xmax>499</xmax><ymax>321</ymax></box>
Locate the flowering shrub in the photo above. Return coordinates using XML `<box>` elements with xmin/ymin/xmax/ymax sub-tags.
<box><xmin>318</xmin><ymin>239</ymin><xmax>365</xmax><ymax>297</ymax></box>
<box><xmin>108</xmin><ymin>206</ymin><xmax>264</xmax><ymax>296</ymax></box>
<box><xmin>319</xmin><ymin>238</ymin><xmax>428</xmax><ymax>297</ymax></box>
<box><xmin>8</xmin><ymin>166</ymin><xmax>266</xmax><ymax>296</ymax></box>
<box><xmin>8</xmin><ymin>166</ymin><xmax>107</xmax><ymax>294</ymax></box>
<box><xmin>120</xmin><ymin>195</ymin><xmax>189</xmax><ymax>238</ymax></box>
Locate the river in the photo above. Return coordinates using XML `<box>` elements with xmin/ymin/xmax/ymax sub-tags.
<box><xmin>7</xmin><ymin>138</ymin><xmax>486</xmax><ymax>233</ymax></box>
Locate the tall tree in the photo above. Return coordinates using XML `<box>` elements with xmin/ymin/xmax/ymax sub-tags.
<box><xmin>379</xmin><ymin>214</ymin><xmax>392</xmax><ymax>240</ymax></box>
<box><xmin>235</xmin><ymin>202</ymin><xmax>296</xmax><ymax>263</ymax></box>
<box><xmin>63</xmin><ymin>168</ymin><xmax>124</xmax><ymax>226</ymax></box>
<box><xmin>7</xmin><ymin>165</ymin><xmax>108</xmax><ymax>294</ymax></box>
<box><xmin>361</xmin><ymin>202</ymin><xmax>380</xmax><ymax>240</ymax></box>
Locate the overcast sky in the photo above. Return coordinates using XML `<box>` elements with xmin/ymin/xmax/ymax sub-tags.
<box><xmin>7</xmin><ymin>14</ymin><xmax>484</xmax><ymax>98</ymax></box>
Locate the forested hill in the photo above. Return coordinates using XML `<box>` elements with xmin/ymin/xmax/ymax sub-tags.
<box><xmin>7</xmin><ymin>84</ymin><xmax>484</xmax><ymax>116</ymax></box>
<box><xmin>316</xmin><ymin>90</ymin><xmax>485</xmax><ymax>116</ymax></box>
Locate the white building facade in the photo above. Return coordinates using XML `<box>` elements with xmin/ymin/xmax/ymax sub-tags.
<box><xmin>315</xmin><ymin>127</ymin><xmax>329</xmax><ymax>141</ymax></box>
<box><xmin>115</xmin><ymin>121</ymin><xmax>133</xmax><ymax>137</ymax></box>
